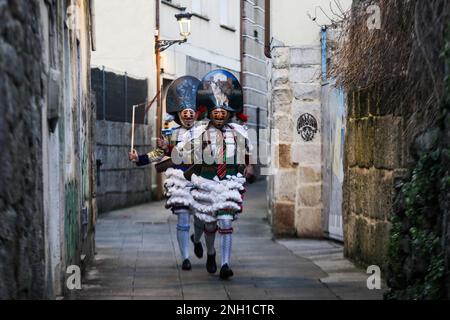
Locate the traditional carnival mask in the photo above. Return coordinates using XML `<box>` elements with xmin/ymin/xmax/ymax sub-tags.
<box><xmin>178</xmin><ymin>108</ymin><xmax>196</xmax><ymax>129</ymax></box>
<box><xmin>210</xmin><ymin>108</ymin><xmax>230</xmax><ymax>129</ymax></box>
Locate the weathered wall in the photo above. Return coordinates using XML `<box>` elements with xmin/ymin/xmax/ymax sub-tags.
<box><xmin>343</xmin><ymin>89</ymin><xmax>404</xmax><ymax>267</ymax></box>
<box><xmin>268</xmin><ymin>45</ymin><xmax>323</xmax><ymax>237</ymax></box>
<box><xmin>344</xmin><ymin>86</ymin><xmax>449</xmax><ymax>293</ymax></box>
<box><xmin>57</xmin><ymin>0</ymin><xmax>96</xmax><ymax>297</ymax></box>
<box><xmin>321</xmin><ymin>81</ymin><xmax>346</xmax><ymax>241</ymax></box>
<box><xmin>0</xmin><ymin>0</ymin><xmax>46</xmax><ymax>299</ymax></box>
<box><xmin>333</xmin><ymin>0</ymin><xmax>449</xmax><ymax>297</ymax></box>
<box><xmin>0</xmin><ymin>0</ymin><xmax>96</xmax><ymax>299</ymax></box>
<box><xmin>96</xmin><ymin>121</ymin><xmax>153</xmax><ymax>213</ymax></box>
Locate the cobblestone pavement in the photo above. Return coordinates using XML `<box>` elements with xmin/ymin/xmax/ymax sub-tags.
<box><xmin>70</xmin><ymin>180</ymin><xmax>384</xmax><ymax>300</ymax></box>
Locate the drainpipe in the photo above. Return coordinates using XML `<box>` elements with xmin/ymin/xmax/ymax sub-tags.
<box><xmin>264</xmin><ymin>0</ymin><xmax>271</xmax><ymax>58</ymax></box>
<box><xmin>155</xmin><ymin>0</ymin><xmax>163</xmax><ymax>199</ymax></box>
<box><xmin>90</xmin><ymin>0</ymin><xmax>96</xmax><ymax>51</ymax></box>
<box><xmin>321</xmin><ymin>26</ymin><xmax>327</xmax><ymax>82</ymax></box>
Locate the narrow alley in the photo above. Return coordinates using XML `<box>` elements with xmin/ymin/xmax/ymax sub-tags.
<box><xmin>70</xmin><ymin>181</ymin><xmax>382</xmax><ymax>300</ymax></box>
<box><xmin>1</xmin><ymin>0</ymin><xmax>449</xmax><ymax>304</ymax></box>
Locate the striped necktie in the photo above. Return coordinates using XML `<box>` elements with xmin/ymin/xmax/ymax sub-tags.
<box><xmin>216</xmin><ymin>129</ymin><xmax>227</xmax><ymax>179</ymax></box>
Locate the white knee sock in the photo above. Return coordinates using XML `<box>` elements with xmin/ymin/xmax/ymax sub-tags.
<box><xmin>176</xmin><ymin>209</ymin><xmax>190</xmax><ymax>261</ymax></box>
<box><xmin>219</xmin><ymin>220</ymin><xmax>233</xmax><ymax>267</ymax></box>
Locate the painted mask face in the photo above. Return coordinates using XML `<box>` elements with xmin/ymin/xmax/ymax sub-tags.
<box><xmin>210</xmin><ymin>108</ymin><xmax>230</xmax><ymax>129</ymax></box>
<box><xmin>179</xmin><ymin>108</ymin><xmax>196</xmax><ymax>129</ymax></box>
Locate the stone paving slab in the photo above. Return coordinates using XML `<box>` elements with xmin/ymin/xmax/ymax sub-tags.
<box><xmin>278</xmin><ymin>239</ymin><xmax>386</xmax><ymax>300</ymax></box>
<box><xmin>71</xmin><ymin>180</ymin><xmax>383</xmax><ymax>300</ymax></box>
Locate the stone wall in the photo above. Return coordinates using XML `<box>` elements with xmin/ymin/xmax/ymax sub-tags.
<box><xmin>96</xmin><ymin>120</ymin><xmax>153</xmax><ymax>213</ymax></box>
<box><xmin>343</xmin><ymin>89</ymin><xmax>405</xmax><ymax>267</ymax></box>
<box><xmin>0</xmin><ymin>0</ymin><xmax>46</xmax><ymax>299</ymax></box>
<box><xmin>268</xmin><ymin>45</ymin><xmax>323</xmax><ymax>237</ymax></box>
<box><xmin>0</xmin><ymin>0</ymin><xmax>96</xmax><ymax>299</ymax></box>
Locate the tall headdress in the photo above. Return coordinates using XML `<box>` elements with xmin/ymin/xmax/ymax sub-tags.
<box><xmin>166</xmin><ymin>76</ymin><xmax>201</xmax><ymax>115</ymax></box>
<box><xmin>196</xmin><ymin>70</ymin><xmax>244</xmax><ymax>115</ymax></box>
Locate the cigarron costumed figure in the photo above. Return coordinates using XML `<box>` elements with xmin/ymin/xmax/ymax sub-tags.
<box><xmin>128</xmin><ymin>76</ymin><xmax>204</xmax><ymax>271</ymax></box>
<box><xmin>176</xmin><ymin>70</ymin><xmax>255</xmax><ymax>279</ymax></box>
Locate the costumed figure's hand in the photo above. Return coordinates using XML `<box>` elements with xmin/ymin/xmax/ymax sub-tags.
<box><xmin>157</xmin><ymin>137</ymin><xmax>169</xmax><ymax>151</ymax></box>
<box><xmin>128</xmin><ymin>149</ymin><xmax>139</xmax><ymax>162</ymax></box>
<box><xmin>244</xmin><ymin>164</ymin><xmax>256</xmax><ymax>184</ymax></box>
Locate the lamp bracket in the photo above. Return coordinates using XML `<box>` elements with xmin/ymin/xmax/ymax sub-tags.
<box><xmin>155</xmin><ymin>38</ymin><xmax>187</xmax><ymax>53</ymax></box>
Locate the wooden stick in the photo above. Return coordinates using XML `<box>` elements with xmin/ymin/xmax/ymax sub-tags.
<box><xmin>145</xmin><ymin>90</ymin><xmax>160</xmax><ymax>115</ymax></box>
<box><xmin>130</xmin><ymin>91</ymin><xmax>161</xmax><ymax>153</ymax></box>
<box><xmin>131</xmin><ymin>105</ymin><xmax>136</xmax><ymax>153</ymax></box>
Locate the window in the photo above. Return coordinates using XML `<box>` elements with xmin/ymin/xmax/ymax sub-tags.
<box><xmin>192</xmin><ymin>0</ymin><xmax>201</xmax><ymax>14</ymax></box>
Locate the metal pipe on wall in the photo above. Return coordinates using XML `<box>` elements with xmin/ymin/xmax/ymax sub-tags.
<box><xmin>155</xmin><ymin>0</ymin><xmax>163</xmax><ymax>199</ymax></box>
<box><xmin>264</xmin><ymin>0</ymin><xmax>271</xmax><ymax>58</ymax></box>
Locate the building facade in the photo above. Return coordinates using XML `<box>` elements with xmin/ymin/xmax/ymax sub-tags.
<box><xmin>0</xmin><ymin>0</ymin><xmax>96</xmax><ymax>299</ymax></box>
<box><xmin>241</xmin><ymin>0</ymin><xmax>269</xmax><ymax>170</ymax></box>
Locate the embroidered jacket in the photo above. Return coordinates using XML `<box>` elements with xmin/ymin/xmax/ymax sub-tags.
<box><xmin>176</xmin><ymin>121</ymin><xmax>253</xmax><ymax>179</ymax></box>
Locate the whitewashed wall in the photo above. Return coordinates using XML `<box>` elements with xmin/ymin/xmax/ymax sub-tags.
<box><xmin>159</xmin><ymin>0</ymin><xmax>241</xmax><ymax>78</ymax></box>
<box><xmin>271</xmin><ymin>0</ymin><xmax>353</xmax><ymax>46</ymax></box>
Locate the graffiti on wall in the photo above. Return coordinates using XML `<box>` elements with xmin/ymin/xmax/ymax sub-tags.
<box><xmin>64</xmin><ymin>181</ymin><xmax>79</xmax><ymax>266</ymax></box>
<box><xmin>297</xmin><ymin>113</ymin><xmax>318</xmax><ymax>142</ymax></box>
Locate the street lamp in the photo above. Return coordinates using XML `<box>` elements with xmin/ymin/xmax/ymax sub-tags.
<box><xmin>176</xmin><ymin>9</ymin><xmax>192</xmax><ymax>39</ymax></box>
<box><xmin>155</xmin><ymin>8</ymin><xmax>192</xmax><ymax>53</ymax></box>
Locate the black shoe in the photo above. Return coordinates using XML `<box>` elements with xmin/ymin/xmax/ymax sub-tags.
<box><xmin>219</xmin><ymin>264</ymin><xmax>234</xmax><ymax>280</ymax></box>
<box><xmin>191</xmin><ymin>234</ymin><xmax>203</xmax><ymax>259</ymax></box>
<box><xmin>206</xmin><ymin>253</ymin><xmax>217</xmax><ymax>274</ymax></box>
<box><xmin>182</xmin><ymin>259</ymin><xmax>192</xmax><ymax>271</ymax></box>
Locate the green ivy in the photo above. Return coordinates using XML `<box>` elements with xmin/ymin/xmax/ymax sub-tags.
<box><xmin>385</xmin><ymin>152</ymin><xmax>446</xmax><ymax>300</ymax></box>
